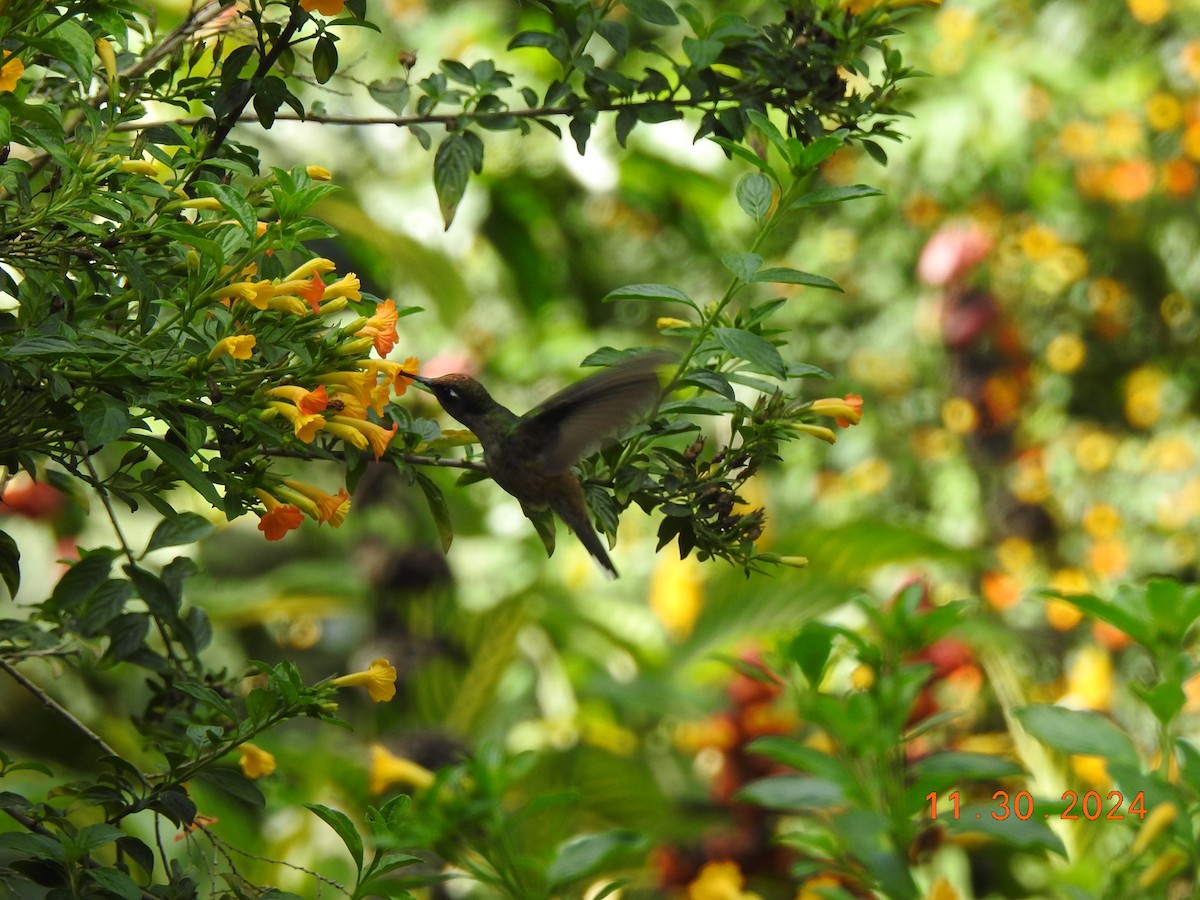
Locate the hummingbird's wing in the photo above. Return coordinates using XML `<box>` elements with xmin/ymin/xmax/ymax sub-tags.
<box><xmin>519</xmin><ymin>350</ymin><xmax>674</xmax><ymax>474</ymax></box>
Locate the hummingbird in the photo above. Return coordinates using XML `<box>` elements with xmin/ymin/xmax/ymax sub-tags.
<box><xmin>413</xmin><ymin>351</ymin><xmax>673</xmax><ymax>578</ymax></box>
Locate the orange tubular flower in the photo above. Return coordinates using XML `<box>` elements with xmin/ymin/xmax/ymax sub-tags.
<box><xmin>302</xmin><ymin>272</ymin><xmax>326</xmax><ymax>313</ymax></box>
<box><xmin>809</xmin><ymin>394</ymin><xmax>864</xmax><ymax>427</ymax></box>
<box><xmin>281</xmin><ymin>479</ymin><xmax>351</xmax><ymax>526</ymax></box>
<box><xmin>268</xmin><ymin>402</ymin><xmax>326</xmax><ymax>443</ymax></box>
<box><xmin>328</xmin><ymin>415</ymin><xmax>398</xmax><ymax>460</ymax></box>
<box><xmin>266</xmin><ymin>385</ymin><xmax>329</xmax><ymax>415</ymax></box>
<box><xmin>254</xmin><ymin>489</ymin><xmax>305</xmax><ymax>540</ymax></box>
<box><xmin>356</xmin><ymin>299</ymin><xmax>399</xmax><ymax>356</ymax></box>
<box><xmin>331</xmin><ymin>658</ymin><xmax>397</xmax><ymax>702</ymax></box>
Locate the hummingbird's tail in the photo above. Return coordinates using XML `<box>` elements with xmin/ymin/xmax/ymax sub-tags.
<box><xmin>551</xmin><ymin>495</ymin><xmax>618</xmax><ymax>579</ymax></box>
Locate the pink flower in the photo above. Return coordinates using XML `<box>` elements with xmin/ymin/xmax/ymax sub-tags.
<box><xmin>917</xmin><ymin>224</ymin><xmax>992</xmax><ymax>286</ymax></box>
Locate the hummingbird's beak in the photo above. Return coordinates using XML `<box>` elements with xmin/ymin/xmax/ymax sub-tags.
<box><xmin>411</xmin><ymin>373</ymin><xmax>433</xmax><ymax>387</ymax></box>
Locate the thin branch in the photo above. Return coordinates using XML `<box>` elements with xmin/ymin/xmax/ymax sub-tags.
<box><xmin>0</xmin><ymin>656</ymin><xmax>130</xmax><ymax>768</ymax></box>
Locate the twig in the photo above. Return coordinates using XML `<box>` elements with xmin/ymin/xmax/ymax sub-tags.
<box><xmin>0</xmin><ymin>656</ymin><xmax>128</xmax><ymax>766</ymax></box>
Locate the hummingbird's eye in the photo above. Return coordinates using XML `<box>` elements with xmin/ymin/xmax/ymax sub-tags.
<box><xmin>445</xmin><ymin>388</ymin><xmax>460</xmax><ymax>401</ymax></box>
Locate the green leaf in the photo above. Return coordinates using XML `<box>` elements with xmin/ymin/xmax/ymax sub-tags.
<box><xmin>84</xmin><ymin>868</ymin><xmax>141</xmax><ymax>900</ymax></box>
<box><xmin>943</xmin><ymin>804</ymin><xmax>1067</xmax><ymax>855</ymax></box>
<box><xmin>603</xmin><ymin>283</ymin><xmax>698</xmax><ymax>309</ymax></box>
<box><xmin>752</xmin><ymin>267</ymin><xmax>843</xmax><ymax>292</ymax></box>
<box><xmin>433</xmin><ymin>132</ymin><xmax>473</xmax><ymax>229</ymax></box>
<box><xmin>736</xmin><ymin>775</ymin><xmax>844</xmax><ymax>810</ymax></box>
<box><xmin>198</xmin><ymin>182</ymin><xmax>258</xmax><ymax>235</ymax></box>
<box><xmin>305</xmin><ymin>803</ymin><xmax>364</xmax><ymax>874</ymax></box>
<box><xmin>721</xmin><ymin>252</ymin><xmax>762</xmax><ymax>284</ymax></box>
<box><xmin>49</xmin><ymin>550</ymin><xmax>117</xmax><ymax>611</ymax></box>
<box><xmin>547</xmin><ymin>830</ymin><xmax>646</xmax><ymax>888</ymax></box>
<box><xmin>414</xmin><ymin>471</ymin><xmax>453</xmax><ymax>552</ymax></box>
<box><xmin>714</xmin><ymin>327</ymin><xmax>786</xmax><ymax>379</ymax></box>
<box><xmin>100</xmin><ymin>613</ymin><xmax>150</xmax><ymax>666</ymax></box>
<box><xmin>708</xmin><ymin>136</ymin><xmax>775</xmax><ymax>178</ymax></box>
<box><xmin>0</xmin><ymin>530</ymin><xmax>18</xmax><ymax>598</ymax></box>
<box><xmin>199</xmin><ymin>768</ymin><xmax>266</xmax><ymax>808</ymax></box>
<box><xmin>622</xmin><ymin>0</ymin><xmax>679</xmax><ymax>26</ymax></box>
<box><xmin>787</xmin><ymin>622</ymin><xmax>836</xmax><ymax>688</ymax></box>
<box><xmin>911</xmin><ymin>752</ymin><xmax>1024</xmax><ymax>780</ymax></box>
<box><xmin>80</xmin><ymin>394</ymin><xmax>130</xmax><ymax>448</ymax></box>
<box><xmin>145</xmin><ymin>513</ymin><xmax>215</xmax><ymax>555</ymax></box>
<box><xmin>796</xmin><ymin>133</ymin><xmax>845</xmax><ymax>170</ymax></box>
<box><xmin>789</xmin><ymin>184</ymin><xmax>884</xmax><ymax>209</ymax></box>
<box><xmin>746</xmin><ymin>108</ymin><xmax>790</xmax><ymax>165</ymax></box>
<box><xmin>745</xmin><ymin>737</ymin><xmax>846</xmax><ymax>783</ymax></box>
<box><xmin>368</xmin><ymin>78</ymin><xmax>411</xmax><ymax>115</ymax></box>
<box><xmin>735</xmin><ymin>172</ymin><xmax>774</xmax><ymax>224</ymax></box>
<box><xmin>1038</xmin><ymin>590</ymin><xmax>1150</xmax><ymax>646</ymax></box>
<box><xmin>137</xmin><ymin>435</ymin><xmax>225</xmax><ymax>512</ymax></box>
<box><xmin>1137</xmin><ymin>681</ymin><xmax>1187</xmax><ymax>725</ymax></box>
<box><xmin>682</xmin><ymin>37</ymin><xmax>722</xmax><ymax>68</ymax></box>
<box><xmin>313</xmin><ymin>35</ymin><xmax>339</xmax><ymax>84</ymax></box>
<box><xmin>1014</xmin><ymin>705</ymin><xmax>1139</xmax><ymax>766</ymax></box>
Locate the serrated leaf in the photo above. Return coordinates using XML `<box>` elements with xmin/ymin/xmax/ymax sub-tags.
<box><xmin>433</xmin><ymin>132</ymin><xmax>473</xmax><ymax>230</ymax></box>
<box><xmin>714</xmin><ymin>327</ymin><xmax>786</xmax><ymax>379</ymax></box>
<box><xmin>603</xmin><ymin>283</ymin><xmax>698</xmax><ymax>309</ymax></box>
<box><xmin>305</xmin><ymin>803</ymin><xmax>364</xmax><ymax>873</ymax></box>
<box><xmin>145</xmin><ymin>513</ymin><xmax>214</xmax><ymax>555</ymax></box>
<box><xmin>721</xmin><ymin>252</ymin><xmax>762</xmax><ymax>284</ymax></box>
<box><xmin>752</xmin><ymin>267</ymin><xmax>842</xmax><ymax>291</ymax></box>
<box><xmin>735</xmin><ymin>172</ymin><xmax>774</xmax><ymax>223</ymax></box>
<box><xmin>1014</xmin><ymin>705</ymin><xmax>1138</xmax><ymax>766</ymax></box>
<box><xmin>789</xmin><ymin>184</ymin><xmax>884</xmax><ymax>210</ymax></box>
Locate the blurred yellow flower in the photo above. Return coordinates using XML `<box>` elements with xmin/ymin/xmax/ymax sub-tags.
<box><xmin>332</xmin><ymin>658</ymin><xmax>397</xmax><ymax>702</ymax></box>
<box><xmin>1088</xmin><ymin>539</ymin><xmax>1130</xmax><ymax>578</ymax></box>
<box><xmin>1182</xmin><ymin>121</ymin><xmax>1200</xmax><ymax>161</ymax></box>
<box><xmin>996</xmin><ymin>536</ymin><xmax>1034</xmax><ymax>573</ymax></box>
<box><xmin>1065</xmin><ymin>644</ymin><xmax>1114</xmax><ymax>711</ymax></box>
<box><xmin>1126</xmin><ymin>0</ymin><xmax>1169</xmax><ymax>25</ymax></box>
<box><xmin>935</xmin><ymin>7</ymin><xmax>976</xmax><ymax>42</ymax></box>
<box><xmin>1145</xmin><ymin>92</ymin><xmax>1183</xmax><ymax>130</ymax></box>
<box><xmin>687</xmin><ymin>860</ymin><xmax>761</xmax><ymax>900</ymax></box>
<box><xmin>650</xmin><ymin>552</ymin><xmax>703</xmax><ymax>639</ymax></box>
<box><xmin>1124</xmin><ymin>365</ymin><xmax>1167</xmax><ymax>429</ymax></box>
<box><xmin>1074</xmin><ymin>430</ymin><xmax>1117</xmax><ymax>472</ymax></box>
<box><xmin>238</xmin><ymin>743</ymin><xmax>277</xmax><ymax>779</ymax></box>
<box><xmin>1071</xmin><ymin>754</ymin><xmax>1110</xmax><ymax>788</ymax></box>
<box><xmin>1018</xmin><ymin>223</ymin><xmax>1059</xmax><ymax>260</ymax></box>
<box><xmin>1106</xmin><ymin>159</ymin><xmax>1155</xmax><ymax>203</ymax></box>
<box><xmin>1082</xmin><ymin>503</ymin><xmax>1121</xmax><ymax>539</ymax></box>
<box><xmin>1181</xmin><ymin>40</ymin><xmax>1200</xmax><ymax>80</ymax></box>
<box><xmin>369</xmin><ymin>743</ymin><xmax>434</xmax><ymax>794</ymax></box>
<box><xmin>1058</xmin><ymin>121</ymin><xmax>1099</xmax><ymax>160</ymax></box>
<box><xmin>1044</xmin><ymin>333</ymin><xmax>1086</xmax><ymax>374</ymax></box>
<box><xmin>1046</xmin><ymin>597</ymin><xmax>1085</xmax><ymax>631</ymax></box>
<box><xmin>941</xmin><ymin>397</ymin><xmax>978</xmax><ymax>435</ymax></box>
<box><xmin>923</xmin><ymin>877</ymin><xmax>961</xmax><ymax>900</ymax></box>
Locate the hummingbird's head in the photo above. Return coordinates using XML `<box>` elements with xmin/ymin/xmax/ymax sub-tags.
<box><xmin>413</xmin><ymin>373</ymin><xmax>496</xmax><ymax>422</ymax></box>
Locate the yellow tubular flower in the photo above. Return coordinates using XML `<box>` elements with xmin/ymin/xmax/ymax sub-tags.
<box><xmin>792</xmin><ymin>423</ymin><xmax>838</xmax><ymax>444</ymax></box>
<box><xmin>331</xmin><ymin>658</ymin><xmax>397</xmax><ymax>702</ymax></box>
<box><xmin>323</xmin><ymin>421</ymin><xmax>369</xmax><ymax>452</ymax></box>
<box><xmin>0</xmin><ymin>55</ymin><xmax>25</xmax><ymax>92</ymax></box>
<box><xmin>266</xmin><ymin>296</ymin><xmax>310</xmax><ymax>316</ymax></box>
<box><xmin>809</xmin><ymin>396</ymin><xmax>863</xmax><ymax>425</ymax></box>
<box><xmin>369</xmin><ymin>743</ymin><xmax>434</xmax><ymax>794</ymax></box>
<box><xmin>281</xmin><ymin>478</ymin><xmax>350</xmax><ymax>526</ymax></box>
<box><xmin>306</xmin><ymin>165</ymin><xmax>332</xmax><ymax>181</ymax></box>
<box><xmin>238</xmin><ymin>743</ymin><xmax>277</xmax><ymax>779</ymax></box>
<box><xmin>283</xmin><ymin>257</ymin><xmax>336</xmax><ymax>283</ymax></box>
<box><xmin>322</xmin><ymin>273</ymin><xmax>362</xmax><ymax>301</ymax></box>
<box><xmin>268</xmin><ymin>402</ymin><xmax>326</xmax><ymax>442</ymax></box>
<box><xmin>327</xmin><ymin>415</ymin><xmax>398</xmax><ymax>459</ymax></box>
<box><xmin>209</xmin><ymin>335</ymin><xmax>256</xmax><ymax>361</ymax></box>
<box><xmin>1129</xmin><ymin>802</ymin><xmax>1178</xmax><ymax>858</ymax></box>
<box><xmin>95</xmin><ymin>38</ymin><xmax>118</xmax><ymax>81</ymax></box>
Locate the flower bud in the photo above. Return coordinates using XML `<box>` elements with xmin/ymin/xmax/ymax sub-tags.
<box><xmin>95</xmin><ymin>38</ymin><xmax>118</xmax><ymax>82</ymax></box>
